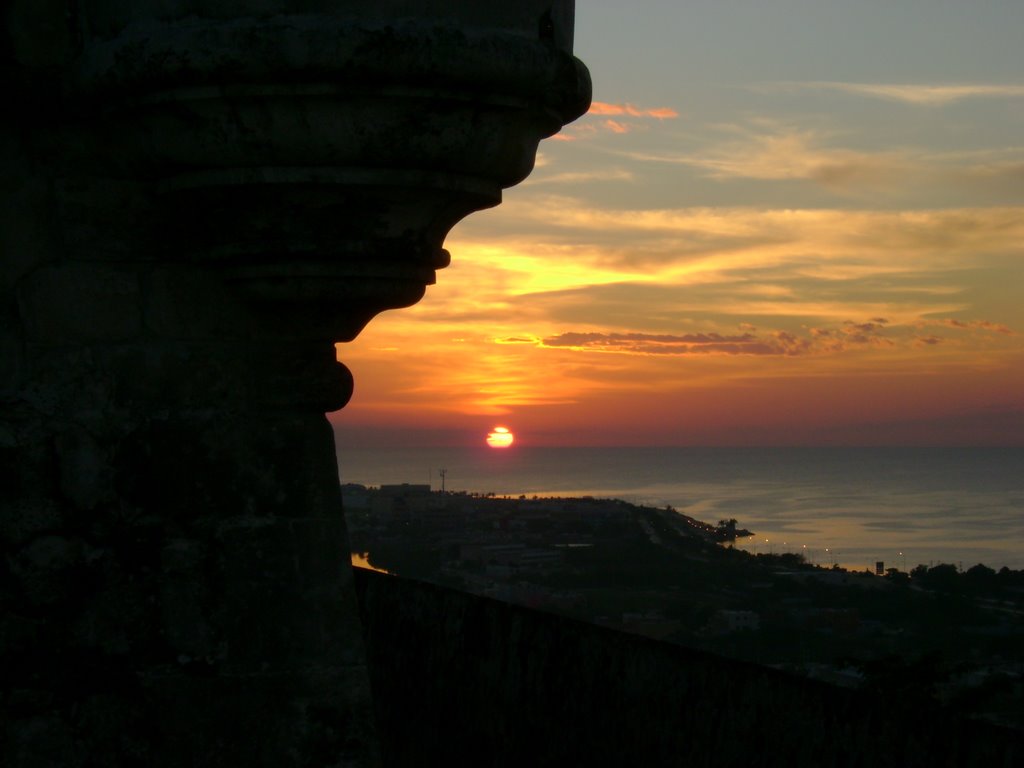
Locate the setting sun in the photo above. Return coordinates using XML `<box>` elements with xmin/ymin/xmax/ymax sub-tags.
<box><xmin>486</xmin><ymin>426</ymin><xmax>515</xmax><ymax>449</ymax></box>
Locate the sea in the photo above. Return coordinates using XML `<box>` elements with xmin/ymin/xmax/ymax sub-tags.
<box><xmin>335</xmin><ymin>445</ymin><xmax>1024</xmax><ymax>573</ymax></box>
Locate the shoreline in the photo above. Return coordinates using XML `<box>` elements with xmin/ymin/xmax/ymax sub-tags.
<box><xmin>344</xmin><ymin>483</ymin><xmax>1022</xmax><ymax>576</ymax></box>
<box><xmin>336</xmin><ymin>444</ymin><xmax>1024</xmax><ymax>571</ymax></box>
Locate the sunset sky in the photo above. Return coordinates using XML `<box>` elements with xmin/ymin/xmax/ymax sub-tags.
<box><xmin>334</xmin><ymin>1</ymin><xmax>1024</xmax><ymax>447</ymax></box>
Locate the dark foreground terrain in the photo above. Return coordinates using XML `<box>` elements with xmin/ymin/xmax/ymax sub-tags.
<box><xmin>346</xmin><ymin>484</ymin><xmax>1024</xmax><ymax>732</ymax></box>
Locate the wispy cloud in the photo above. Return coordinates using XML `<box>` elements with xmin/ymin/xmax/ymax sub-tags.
<box><xmin>529</xmin><ymin>313</ymin><xmax>1016</xmax><ymax>360</ymax></box>
<box><xmin>553</xmin><ymin>101</ymin><xmax>678</xmax><ymax>141</ymax></box>
<box><xmin>776</xmin><ymin>82</ymin><xmax>1024</xmax><ymax>106</ymax></box>
<box><xmin>528</xmin><ymin>168</ymin><xmax>636</xmax><ymax>185</ymax></box>
<box><xmin>604</xmin><ymin>120</ymin><xmax>1024</xmax><ymax>201</ymax></box>
<box><xmin>495</xmin><ymin>335</ymin><xmax>539</xmax><ymax>344</ymax></box>
<box><xmin>477</xmin><ymin>196</ymin><xmax>1024</xmax><ymax>273</ymax></box>
<box><xmin>541</xmin><ymin>330</ymin><xmax>791</xmax><ymax>356</ymax></box>
<box><xmin>675</xmin><ymin>125</ymin><xmax>904</xmax><ymax>186</ymax></box>
<box><xmin>936</xmin><ymin>318</ymin><xmax>1015</xmax><ymax>335</ymax></box>
<box><xmin>588</xmin><ymin>101</ymin><xmax>679</xmax><ymax>119</ymax></box>
<box><xmin>536</xmin><ymin>320</ymin><xmax>900</xmax><ymax>358</ymax></box>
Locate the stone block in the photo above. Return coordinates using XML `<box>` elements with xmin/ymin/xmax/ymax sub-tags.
<box><xmin>0</xmin><ymin>497</ymin><xmax>64</xmax><ymax>549</ymax></box>
<box><xmin>158</xmin><ymin>538</ymin><xmax>218</xmax><ymax>661</ymax></box>
<box><xmin>0</xmin><ymin>318</ymin><xmax>24</xmax><ymax>390</ymax></box>
<box><xmin>141</xmin><ymin>267</ymin><xmax>245</xmax><ymax>340</ymax></box>
<box><xmin>138</xmin><ymin>663</ymin><xmax>378</xmax><ymax>767</ymax></box>
<box><xmin>8</xmin><ymin>534</ymin><xmax>85</xmax><ymax>608</ymax></box>
<box><xmin>0</xmin><ymin>172</ymin><xmax>57</xmax><ymax>297</ymax></box>
<box><xmin>214</xmin><ymin>515</ymin><xmax>361</xmax><ymax>671</ymax></box>
<box><xmin>2</xmin><ymin>714</ymin><xmax>80</xmax><ymax>768</ymax></box>
<box><xmin>18</xmin><ymin>264</ymin><xmax>142</xmax><ymax>343</ymax></box>
<box><xmin>54</xmin><ymin>425</ymin><xmax>112</xmax><ymax>511</ymax></box>
<box><xmin>72</xmin><ymin>576</ymin><xmax>151</xmax><ymax>657</ymax></box>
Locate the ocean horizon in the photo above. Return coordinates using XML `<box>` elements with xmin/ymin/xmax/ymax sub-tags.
<box><xmin>335</xmin><ymin>445</ymin><xmax>1024</xmax><ymax>573</ymax></box>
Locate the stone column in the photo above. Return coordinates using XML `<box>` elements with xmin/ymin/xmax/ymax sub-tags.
<box><xmin>1</xmin><ymin>2</ymin><xmax>590</xmax><ymax>766</ymax></box>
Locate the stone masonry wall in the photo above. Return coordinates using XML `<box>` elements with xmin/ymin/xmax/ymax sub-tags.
<box><xmin>355</xmin><ymin>569</ymin><xmax>1024</xmax><ymax>768</ymax></box>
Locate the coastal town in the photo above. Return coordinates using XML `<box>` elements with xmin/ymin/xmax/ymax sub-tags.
<box><xmin>345</xmin><ymin>482</ymin><xmax>1024</xmax><ymax>732</ymax></box>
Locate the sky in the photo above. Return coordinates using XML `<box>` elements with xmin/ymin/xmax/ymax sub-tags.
<box><xmin>333</xmin><ymin>1</ymin><xmax>1024</xmax><ymax>448</ymax></box>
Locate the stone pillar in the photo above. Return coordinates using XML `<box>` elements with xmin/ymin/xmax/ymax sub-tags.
<box><xmin>1</xmin><ymin>2</ymin><xmax>590</xmax><ymax>766</ymax></box>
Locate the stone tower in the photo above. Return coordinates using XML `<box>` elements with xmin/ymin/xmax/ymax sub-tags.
<box><xmin>1</xmin><ymin>2</ymin><xmax>590</xmax><ymax>764</ymax></box>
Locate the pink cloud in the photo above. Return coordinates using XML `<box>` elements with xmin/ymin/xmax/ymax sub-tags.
<box><xmin>589</xmin><ymin>101</ymin><xmax>679</xmax><ymax>119</ymax></box>
<box><xmin>552</xmin><ymin>103</ymin><xmax>677</xmax><ymax>141</ymax></box>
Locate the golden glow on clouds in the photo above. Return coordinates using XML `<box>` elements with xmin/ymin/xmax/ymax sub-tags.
<box><xmin>444</xmin><ymin>241</ymin><xmax>648</xmax><ymax>296</ymax></box>
<box><xmin>334</xmin><ymin>46</ymin><xmax>1024</xmax><ymax>446</ymax></box>
<box><xmin>474</xmin><ymin>198</ymin><xmax>1024</xmax><ymax>285</ymax></box>
<box><xmin>337</xmin><ymin>195</ymin><xmax>1023</xmax><ymax>440</ymax></box>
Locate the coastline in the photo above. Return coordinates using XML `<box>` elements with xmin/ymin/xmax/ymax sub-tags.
<box><xmin>344</xmin><ymin>481</ymin><xmax>1024</xmax><ymax>731</ymax></box>
<box><xmin>336</xmin><ymin>445</ymin><xmax>1024</xmax><ymax>572</ymax></box>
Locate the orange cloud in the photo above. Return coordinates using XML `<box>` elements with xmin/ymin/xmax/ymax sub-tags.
<box><xmin>589</xmin><ymin>101</ymin><xmax>679</xmax><ymax>118</ymax></box>
<box><xmin>549</xmin><ymin>101</ymin><xmax>679</xmax><ymax>142</ymax></box>
<box><xmin>552</xmin><ymin>102</ymin><xmax>679</xmax><ymax>142</ymax></box>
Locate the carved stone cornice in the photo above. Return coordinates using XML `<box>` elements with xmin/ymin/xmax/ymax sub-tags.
<box><xmin>36</xmin><ymin>1</ymin><xmax>592</xmax><ymax>341</ymax></box>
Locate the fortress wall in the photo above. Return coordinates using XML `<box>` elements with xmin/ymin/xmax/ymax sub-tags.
<box><xmin>356</xmin><ymin>569</ymin><xmax>1024</xmax><ymax>767</ymax></box>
